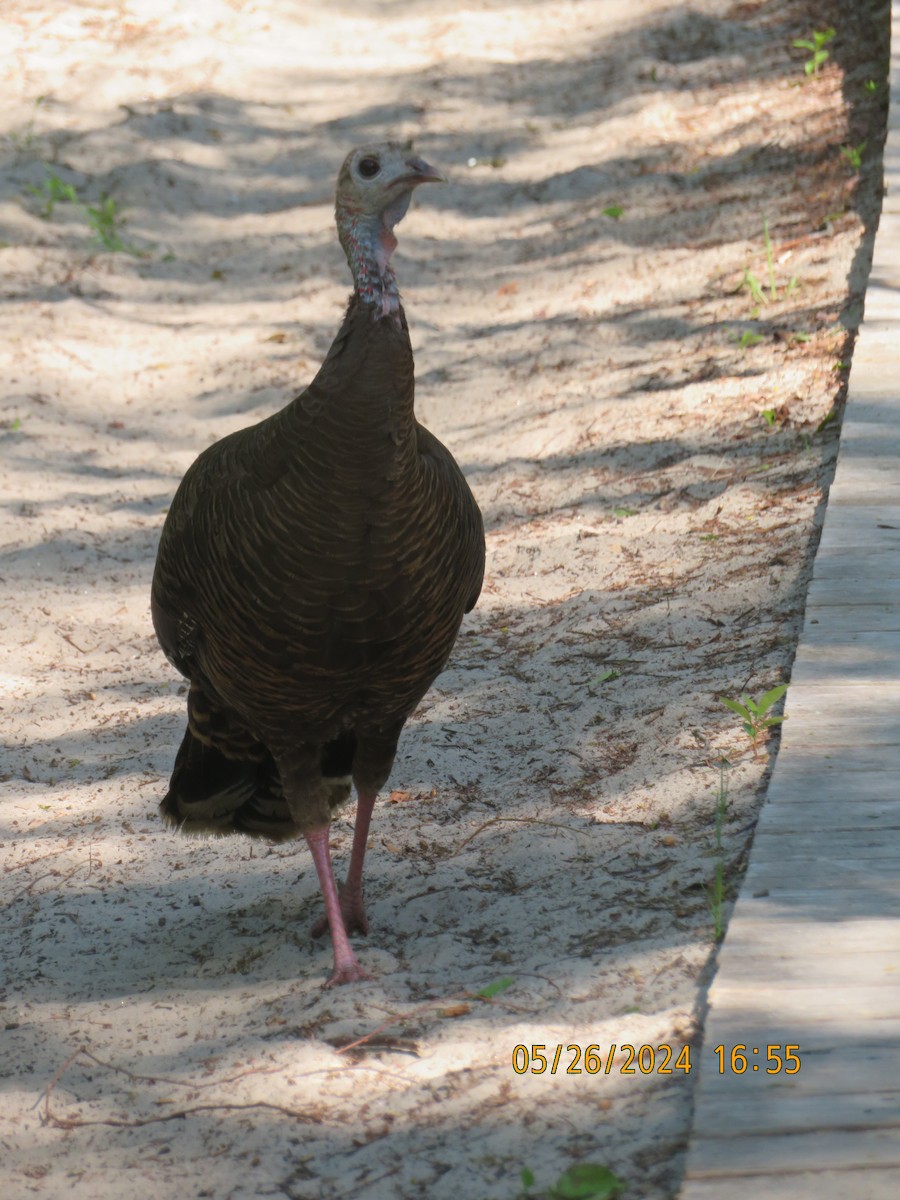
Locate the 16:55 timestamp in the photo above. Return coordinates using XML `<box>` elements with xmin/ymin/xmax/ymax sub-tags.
<box><xmin>714</xmin><ymin>1044</ymin><xmax>801</xmax><ymax>1074</ymax></box>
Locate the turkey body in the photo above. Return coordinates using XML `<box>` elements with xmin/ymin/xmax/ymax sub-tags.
<box><xmin>151</xmin><ymin>144</ymin><xmax>485</xmax><ymax>985</ymax></box>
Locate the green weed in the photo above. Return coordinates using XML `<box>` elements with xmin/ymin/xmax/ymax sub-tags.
<box><xmin>24</xmin><ymin>166</ymin><xmax>142</xmax><ymax>255</ymax></box>
<box><xmin>602</xmin><ymin>205</ymin><xmax>624</xmax><ymax>220</ymax></box>
<box><xmin>763</xmin><ymin>218</ymin><xmax>778</xmax><ymax>300</ymax></box>
<box><xmin>720</xmin><ymin>685</ymin><xmax>787</xmax><ymax>757</ymax></box>
<box><xmin>741</xmin><ymin>268</ymin><xmax>765</xmax><ymax>307</ymax></box>
<box><xmin>741</xmin><ymin>218</ymin><xmax>797</xmax><ymax>314</ymax></box>
<box><xmin>737</xmin><ymin>330</ymin><xmax>764</xmax><ymax>351</ymax></box>
<box><xmin>477</xmin><ymin>977</ymin><xmax>514</xmax><ymax>999</ymax></box>
<box><xmin>792</xmin><ymin>28</ymin><xmax>835</xmax><ymax>76</ymax></box>
<box><xmin>521</xmin><ymin>1162</ymin><xmax>624</xmax><ymax>1199</ymax></box>
<box><xmin>841</xmin><ymin>142</ymin><xmax>866</xmax><ymax>171</ymax></box>
<box><xmin>27</xmin><ymin>171</ymin><xmax>78</xmax><ymax>219</ymax></box>
<box><xmin>707</xmin><ymin>759</ymin><xmax>730</xmax><ymax>941</ymax></box>
<box><xmin>594</xmin><ymin>668</ymin><xmax>620</xmax><ymax>685</ymax></box>
<box><xmin>85</xmin><ymin>196</ymin><xmax>131</xmax><ymax>252</ymax></box>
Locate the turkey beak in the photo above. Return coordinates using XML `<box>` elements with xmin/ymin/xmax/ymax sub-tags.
<box><xmin>400</xmin><ymin>156</ymin><xmax>447</xmax><ymax>187</ymax></box>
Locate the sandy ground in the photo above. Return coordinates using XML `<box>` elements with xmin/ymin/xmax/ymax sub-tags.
<box><xmin>0</xmin><ymin>1</ymin><xmax>888</xmax><ymax>1197</ymax></box>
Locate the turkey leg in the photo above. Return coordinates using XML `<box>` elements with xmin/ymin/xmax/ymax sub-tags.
<box><xmin>305</xmin><ymin>826</ymin><xmax>372</xmax><ymax>986</ymax></box>
<box><xmin>311</xmin><ymin>788</ymin><xmax>376</xmax><ymax>938</ymax></box>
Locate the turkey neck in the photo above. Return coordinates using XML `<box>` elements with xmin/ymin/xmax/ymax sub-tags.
<box><xmin>336</xmin><ymin>200</ymin><xmax>406</xmax><ymax>321</ymax></box>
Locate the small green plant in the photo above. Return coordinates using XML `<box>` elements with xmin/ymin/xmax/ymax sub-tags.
<box><xmin>792</xmin><ymin>28</ymin><xmax>835</xmax><ymax>75</ymax></box>
<box><xmin>5</xmin><ymin>95</ymin><xmax>46</xmax><ymax>154</ymax></box>
<box><xmin>761</xmin><ymin>408</ymin><xmax>777</xmax><ymax>428</ymax></box>
<box><xmin>741</xmin><ymin>267</ymin><xmax>765</xmax><ymax>307</ymax></box>
<box><xmin>712</xmin><ymin>764</ymin><xmax>727</xmax><ymax>848</ymax></box>
<box><xmin>841</xmin><ymin>141</ymin><xmax>866</xmax><ymax>171</ymax></box>
<box><xmin>594</xmin><ymin>668</ymin><xmax>620</xmax><ymax>685</ymax></box>
<box><xmin>85</xmin><ymin>196</ymin><xmax>127</xmax><ymax>251</ymax></box>
<box><xmin>741</xmin><ymin>218</ymin><xmax>797</xmax><ymax>313</ymax></box>
<box><xmin>707</xmin><ymin>758</ymin><xmax>730</xmax><ymax>941</ymax></box>
<box><xmin>720</xmin><ymin>685</ymin><xmax>787</xmax><ymax>756</ymax></box>
<box><xmin>612</xmin><ymin>506</ymin><xmax>637</xmax><ymax>518</ymax></box>
<box><xmin>27</xmin><ymin>171</ymin><xmax>78</xmax><ymax>219</ymax></box>
<box><xmin>738</xmin><ymin>330</ymin><xmax>764</xmax><ymax>351</ymax></box>
<box><xmin>602</xmin><ymin>205</ymin><xmax>624</xmax><ymax>220</ymax></box>
<box><xmin>24</xmin><ymin>165</ymin><xmax>141</xmax><ymax>255</ymax></box>
<box><xmin>477</xmin><ymin>976</ymin><xmax>514</xmax><ymax>999</ymax></box>
<box><xmin>864</xmin><ymin>79</ymin><xmax>878</xmax><ymax>94</ymax></box>
<box><xmin>521</xmin><ymin>1163</ymin><xmax>624</xmax><ymax>1199</ymax></box>
<box><xmin>709</xmin><ymin>857</ymin><xmax>725</xmax><ymax>940</ymax></box>
<box><xmin>763</xmin><ymin>218</ymin><xmax>778</xmax><ymax>300</ymax></box>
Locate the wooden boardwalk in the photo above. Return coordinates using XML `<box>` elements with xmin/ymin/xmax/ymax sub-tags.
<box><xmin>678</xmin><ymin>12</ymin><xmax>900</xmax><ymax>1198</ymax></box>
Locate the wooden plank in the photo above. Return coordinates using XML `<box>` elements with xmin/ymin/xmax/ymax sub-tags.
<box><xmin>768</xmin><ymin>747</ymin><xmax>900</xmax><ymax>779</ymax></box>
<box><xmin>829</xmin><ymin>475</ymin><xmax>900</xmax><ymax>506</ymax></box>
<box><xmin>803</xmin><ymin>606</ymin><xmax>900</xmax><ymax>633</ymax></box>
<box><xmin>837</xmin><ymin>418</ymin><xmax>900</xmax><ymax>445</ymax></box>
<box><xmin>688</xmin><ymin>1041</ymin><xmax>900</xmax><ymax>1098</ymax></box>
<box><xmin>730</xmin><ymin>888</ymin><xmax>900</xmax><ymax>919</ymax></box>
<box><xmin>730</xmin><ymin>892</ymin><xmax>900</xmax><ymax>919</ymax></box>
<box><xmin>795</xmin><ymin>627</ymin><xmax>900</xmax><ymax>645</ymax></box>
<box><xmin>815</xmin><ymin>508</ymin><xmax>900</xmax><ymax>552</ymax></box>
<box><xmin>716</xmin><ymin>915</ymin><xmax>900</xmax><ymax>953</ymax></box>
<box><xmin>681</xmin><ymin>1170</ymin><xmax>900</xmax><ymax>1200</ymax></box>
<box><xmin>777</xmin><ymin>722</ymin><xmax>900</xmax><ymax>750</ymax></box>
<box><xmin>789</xmin><ymin>631</ymin><xmax>900</xmax><ymax>679</ymax></box>
<box><xmin>743</xmin><ymin>859</ymin><xmax>900</xmax><ymax>890</ymax></box>
<box><xmin>705</xmin><ymin>984</ymin><xmax>900</xmax><ymax>1022</ymax></box>
<box><xmin>756</xmin><ymin>799</ymin><xmax>899</xmax><ymax>830</ymax></box>
<box><xmin>748</xmin><ymin>830</ymin><xmax>900</xmax><ymax>859</ymax></box>
<box><xmin>814</xmin><ymin>542</ymin><xmax>900</xmax><ymax>573</ymax></box>
<box><xmin>805</xmin><ymin>576</ymin><xmax>900</xmax><ymax>605</ymax></box>
<box><xmin>695</xmin><ymin>1015</ymin><xmax>900</xmax><ymax>1055</ymax></box>
<box><xmin>693</xmin><ymin>1089</ymin><xmax>900</xmax><ymax>1137</ymax></box>
<box><xmin>766</xmin><ymin>769</ymin><xmax>900</xmax><ymax>801</ymax></box>
<box><xmin>735</xmin><ymin>890</ymin><xmax>900</xmax><ymax>918</ymax></box>
<box><xmin>781</xmin><ymin>681</ymin><xmax>900</xmax><ymax>707</ymax></box>
<box><xmin>710</xmin><ymin>950</ymin><xmax>900</xmax><ymax>989</ymax></box>
<box><xmin>683</xmin><ymin>1128</ymin><xmax>900</xmax><ymax>1177</ymax></box>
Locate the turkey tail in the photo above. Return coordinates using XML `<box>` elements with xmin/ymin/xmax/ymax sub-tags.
<box><xmin>160</xmin><ymin>728</ymin><xmax>298</xmax><ymax>840</ymax></box>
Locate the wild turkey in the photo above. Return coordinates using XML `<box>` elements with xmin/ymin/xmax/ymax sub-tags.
<box><xmin>151</xmin><ymin>143</ymin><xmax>485</xmax><ymax>986</ymax></box>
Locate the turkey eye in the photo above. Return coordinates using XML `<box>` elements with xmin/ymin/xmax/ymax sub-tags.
<box><xmin>358</xmin><ymin>157</ymin><xmax>380</xmax><ymax>179</ymax></box>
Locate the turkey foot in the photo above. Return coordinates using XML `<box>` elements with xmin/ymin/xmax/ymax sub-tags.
<box><xmin>325</xmin><ymin>952</ymin><xmax>373</xmax><ymax>988</ymax></box>
<box><xmin>311</xmin><ymin>879</ymin><xmax>369</xmax><ymax>939</ymax></box>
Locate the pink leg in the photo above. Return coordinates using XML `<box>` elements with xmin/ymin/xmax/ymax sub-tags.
<box><xmin>305</xmin><ymin>826</ymin><xmax>371</xmax><ymax>987</ymax></box>
<box><xmin>343</xmin><ymin>787</ymin><xmax>377</xmax><ymax>931</ymax></box>
<box><xmin>311</xmin><ymin>789</ymin><xmax>377</xmax><ymax>938</ymax></box>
